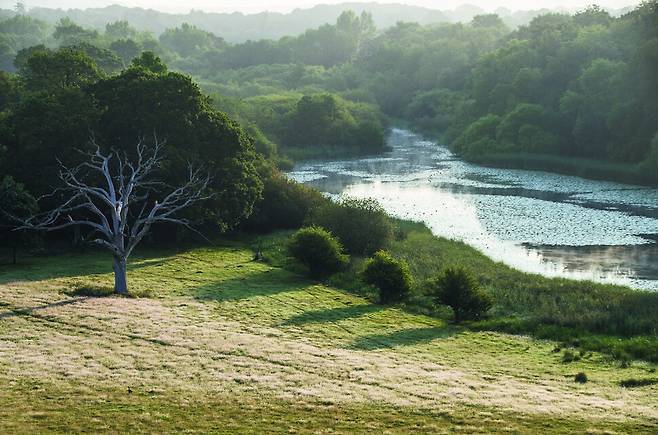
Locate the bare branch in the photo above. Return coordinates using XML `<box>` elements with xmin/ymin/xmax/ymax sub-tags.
<box><xmin>20</xmin><ymin>135</ymin><xmax>211</xmax><ymax>266</ymax></box>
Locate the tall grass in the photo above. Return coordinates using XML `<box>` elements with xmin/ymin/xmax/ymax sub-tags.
<box><xmin>469</xmin><ymin>153</ymin><xmax>658</xmax><ymax>186</ymax></box>
<box><xmin>256</xmin><ymin>221</ymin><xmax>658</xmax><ymax>362</ymax></box>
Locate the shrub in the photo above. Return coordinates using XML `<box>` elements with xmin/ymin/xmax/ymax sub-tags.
<box><xmin>289</xmin><ymin>226</ymin><xmax>348</xmax><ymax>278</ymax></box>
<box><xmin>619</xmin><ymin>378</ymin><xmax>658</xmax><ymax>388</ymax></box>
<box><xmin>562</xmin><ymin>350</ymin><xmax>579</xmax><ymax>363</ymax></box>
<box><xmin>309</xmin><ymin>197</ymin><xmax>393</xmax><ymax>255</ymax></box>
<box><xmin>574</xmin><ymin>372</ymin><xmax>588</xmax><ymax>384</ymax></box>
<box><xmin>244</xmin><ymin>170</ymin><xmax>325</xmax><ymax>232</ymax></box>
<box><xmin>362</xmin><ymin>251</ymin><xmax>412</xmax><ymax>305</ymax></box>
<box><xmin>70</xmin><ymin>285</ymin><xmax>114</xmax><ymax>298</ymax></box>
<box><xmin>428</xmin><ymin>267</ymin><xmax>493</xmax><ymax>322</ymax></box>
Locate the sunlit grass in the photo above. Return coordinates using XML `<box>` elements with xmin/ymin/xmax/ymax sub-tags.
<box><xmin>0</xmin><ymin>242</ymin><xmax>657</xmax><ymax>432</ymax></box>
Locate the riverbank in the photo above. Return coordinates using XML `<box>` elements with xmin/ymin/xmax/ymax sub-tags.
<box><xmin>465</xmin><ymin>152</ymin><xmax>658</xmax><ymax>187</ymax></box>
<box><xmin>256</xmin><ymin>221</ymin><xmax>658</xmax><ymax>363</ymax></box>
<box><xmin>1</xmin><ymin>243</ymin><xmax>656</xmax><ymax>432</ymax></box>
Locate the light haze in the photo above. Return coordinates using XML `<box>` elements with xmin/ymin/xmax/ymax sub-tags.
<box><xmin>2</xmin><ymin>0</ymin><xmax>642</xmax><ymax>13</ymax></box>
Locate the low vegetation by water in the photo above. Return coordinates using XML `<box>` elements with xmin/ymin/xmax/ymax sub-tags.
<box><xmin>257</xmin><ymin>220</ymin><xmax>658</xmax><ymax>363</ymax></box>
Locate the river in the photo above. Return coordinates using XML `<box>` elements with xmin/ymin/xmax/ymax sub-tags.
<box><xmin>289</xmin><ymin>129</ymin><xmax>658</xmax><ymax>291</ymax></box>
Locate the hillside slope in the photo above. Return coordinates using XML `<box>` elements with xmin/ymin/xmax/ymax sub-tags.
<box><xmin>0</xmin><ymin>245</ymin><xmax>656</xmax><ymax>432</ymax></box>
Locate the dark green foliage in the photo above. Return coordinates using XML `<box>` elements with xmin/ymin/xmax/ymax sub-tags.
<box><xmin>0</xmin><ymin>176</ymin><xmax>38</xmax><ymax>264</ymax></box>
<box><xmin>159</xmin><ymin>23</ymin><xmax>227</xmax><ymax>58</ymax></box>
<box><xmin>362</xmin><ymin>250</ymin><xmax>412</xmax><ymax>305</ymax></box>
<box><xmin>131</xmin><ymin>51</ymin><xmax>168</xmax><ymax>74</ymax></box>
<box><xmin>619</xmin><ymin>378</ymin><xmax>658</xmax><ymax>388</ymax></box>
<box><xmin>574</xmin><ymin>372</ymin><xmax>588</xmax><ymax>384</ymax></box>
<box><xmin>109</xmin><ymin>39</ymin><xmax>141</xmax><ymax>66</ymax></box>
<box><xmin>19</xmin><ymin>47</ymin><xmax>102</xmax><ymax>91</ymax></box>
<box><xmin>90</xmin><ymin>65</ymin><xmax>263</xmax><ymax>230</ymax></box>
<box><xmin>53</xmin><ymin>18</ymin><xmax>99</xmax><ymax>46</ymax></box>
<box><xmin>309</xmin><ymin>198</ymin><xmax>393</xmax><ymax>256</ymax></box>
<box><xmin>0</xmin><ymin>46</ymin><xmax>263</xmax><ymax>236</ymax></box>
<box><xmin>289</xmin><ymin>226</ymin><xmax>348</xmax><ymax>278</ymax></box>
<box><xmin>562</xmin><ymin>350</ymin><xmax>579</xmax><ymax>363</ymax></box>
<box><xmin>428</xmin><ymin>267</ymin><xmax>493</xmax><ymax>322</ymax></box>
<box><xmin>244</xmin><ymin>170</ymin><xmax>325</xmax><ymax>232</ymax></box>
<box><xmin>283</xmin><ymin>93</ymin><xmax>385</xmax><ymax>154</ymax></box>
<box><xmin>213</xmin><ymin>92</ymin><xmax>386</xmax><ymax>159</ymax></box>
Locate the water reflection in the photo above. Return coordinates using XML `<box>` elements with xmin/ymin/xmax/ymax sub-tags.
<box><xmin>289</xmin><ymin>129</ymin><xmax>658</xmax><ymax>290</ymax></box>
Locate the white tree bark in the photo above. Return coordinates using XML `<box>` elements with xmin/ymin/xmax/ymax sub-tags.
<box><xmin>21</xmin><ymin>137</ymin><xmax>211</xmax><ymax>294</ymax></box>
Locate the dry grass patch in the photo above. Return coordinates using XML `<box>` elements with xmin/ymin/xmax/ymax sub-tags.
<box><xmin>0</xmin><ymin>246</ymin><xmax>657</xmax><ymax>432</ymax></box>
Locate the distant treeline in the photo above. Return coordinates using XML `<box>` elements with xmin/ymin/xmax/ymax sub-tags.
<box><xmin>0</xmin><ymin>2</ymin><xmax>657</xmax><ymax>184</ymax></box>
<box><xmin>0</xmin><ymin>3</ymin><xmax>605</xmax><ymax>43</ymax></box>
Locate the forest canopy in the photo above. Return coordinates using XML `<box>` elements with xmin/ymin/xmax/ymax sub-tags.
<box><xmin>0</xmin><ymin>2</ymin><xmax>657</xmax><ymax>203</ymax></box>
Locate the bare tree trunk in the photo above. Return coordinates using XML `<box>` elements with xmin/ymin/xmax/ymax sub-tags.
<box><xmin>113</xmin><ymin>256</ymin><xmax>128</xmax><ymax>294</ymax></box>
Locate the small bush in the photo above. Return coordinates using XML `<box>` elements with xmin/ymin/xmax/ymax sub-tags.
<box><xmin>574</xmin><ymin>372</ymin><xmax>588</xmax><ymax>384</ymax></box>
<box><xmin>619</xmin><ymin>378</ymin><xmax>658</xmax><ymax>388</ymax></box>
<box><xmin>562</xmin><ymin>350</ymin><xmax>580</xmax><ymax>363</ymax></box>
<box><xmin>244</xmin><ymin>171</ymin><xmax>325</xmax><ymax>232</ymax></box>
<box><xmin>362</xmin><ymin>251</ymin><xmax>412</xmax><ymax>305</ymax></box>
<box><xmin>289</xmin><ymin>226</ymin><xmax>348</xmax><ymax>278</ymax></box>
<box><xmin>69</xmin><ymin>285</ymin><xmax>114</xmax><ymax>298</ymax></box>
<box><xmin>309</xmin><ymin>198</ymin><xmax>393</xmax><ymax>256</ymax></box>
<box><xmin>427</xmin><ymin>267</ymin><xmax>493</xmax><ymax>322</ymax></box>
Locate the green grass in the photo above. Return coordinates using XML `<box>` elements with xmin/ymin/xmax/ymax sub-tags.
<box><xmin>256</xmin><ymin>222</ymin><xmax>658</xmax><ymax>363</ymax></box>
<box><xmin>469</xmin><ymin>152</ymin><xmax>658</xmax><ymax>186</ymax></box>
<box><xmin>1</xmin><ymin>241</ymin><xmax>657</xmax><ymax>432</ymax></box>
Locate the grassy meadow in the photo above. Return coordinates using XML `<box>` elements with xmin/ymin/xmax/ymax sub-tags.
<box><xmin>2</xmin><ymin>237</ymin><xmax>656</xmax><ymax>432</ymax></box>
<box><xmin>258</xmin><ymin>222</ymin><xmax>658</xmax><ymax>363</ymax></box>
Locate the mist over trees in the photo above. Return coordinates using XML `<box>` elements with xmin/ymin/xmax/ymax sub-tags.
<box><xmin>0</xmin><ymin>3</ymin><xmax>597</xmax><ymax>43</ymax></box>
<box><xmin>0</xmin><ymin>2</ymin><xmax>656</xmax><ymax>254</ymax></box>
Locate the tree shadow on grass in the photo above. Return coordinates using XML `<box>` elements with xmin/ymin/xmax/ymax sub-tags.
<box><xmin>349</xmin><ymin>326</ymin><xmax>459</xmax><ymax>351</ymax></box>
<box><xmin>193</xmin><ymin>267</ymin><xmax>312</xmax><ymax>302</ymax></box>
<box><xmin>0</xmin><ymin>297</ymin><xmax>89</xmax><ymax>320</ymax></box>
<box><xmin>282</xmin><ymin>304</ymin><xmax>384</xmax><ymax>326</ymax></box>
<box><xmin>0</xmin><ymin>251</ymin><xmax>178</xmax><ymax>286</ymax></box>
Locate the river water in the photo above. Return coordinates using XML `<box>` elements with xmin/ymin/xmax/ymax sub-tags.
<box><xmin>289</xmin><ymin>129</ymin><xmax>658</xmax><ymax>291</ymax></box>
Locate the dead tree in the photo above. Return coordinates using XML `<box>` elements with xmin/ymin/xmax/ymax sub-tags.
<box><xmin>22</xmin><ymin>138</ymin><xmax>211</xmax><ymax>294</ymax></box>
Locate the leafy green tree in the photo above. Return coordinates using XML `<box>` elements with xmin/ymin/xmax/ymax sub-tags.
<box><xmin>91</xmin><ymin>66</ymin><xmax>263</xmax><ymax>230</ymax></box>
<box><xmin>110</xmin><ymin>39</ymin><xmax>141</xmax><ymax>66</ymax></box>
<box><xmin>310</xmin><ymin>198</ymin><xmax>393</xmax><ymax>256</ymax></box>
<box><xmin>496</xmin><ymin>103</ymin><xmax>547</xmax><ymax>149</ymax></box>
<box><xmin>105</xmin><ymin>20</ymin><xmax>138</xmax><ymax>41</ymax></box>
<box><xmin>131</xmin><ymin>51</ymin><xmax>168</xmax><ymax>74</ymax></box>
<box><xmin>19</xmin><ymin>47</ymin><xmax>102</xmax><ymax>91</ymax></box>
<box><xmin>159</xmin><ymin>23</ymin><xmax>227</xmax><ymax>58</ymax></box>
<box><xmin>0</xmin><ymin>176</ymin><xmax>37</xmax><ymax>264</ymax></box>
<box><xmin>53</xmin><ymin>18</ymin><xmax>99</xmax><ymax>46</ymax></box>
<box><xmin>3</xmin><ymin>87</ymin><xmax>98</xmax><ymax>197</ymax></box>
<box><xmin>574</xmin><ymin>5</ymin><xmax>612</xmax><ymax>27</ymax></box>
<box><xmin>67</xmin><ymin>42</ymin><xmax>123</xmax><ymax>73</ymax></box>
<box><xmin>453</xmin><ymin>114</ymin><xmax>501</xmax><ymax>156</ymax></box>
<box><xmin>289</xmin><ymin>226</ymin><xmax>349</xmax><ymax>278</ymax></box>
<box><xmin>362</xmin><ymin>251</ymin><xmax>412</xmax><ymax>305</ymax></box>
<box><xmin>428</xmin><ymin>267</ymin><xmax>493</xmax><ymax>322</ymax></box>
<box><xmin>244</xmin><ymin>170</ymin><xmax>324</xmax><ymax>232</ymax></box>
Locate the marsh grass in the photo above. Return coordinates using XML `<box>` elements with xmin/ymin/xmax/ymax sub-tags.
<box><xmin>257</xmin><ymin>221</ymin><xmax>658</xmax><ymax>362</ymax></box>
<box><xmin>470</xmin><ymin>152</ymin><xmax>658</xmax><ymax>186</ymax></box>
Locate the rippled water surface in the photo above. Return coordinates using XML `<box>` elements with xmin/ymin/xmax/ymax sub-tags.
<box><xmin>289</xmin><ymin>129</ymin><xmax>658</xmax><ymax>290</ymax></box>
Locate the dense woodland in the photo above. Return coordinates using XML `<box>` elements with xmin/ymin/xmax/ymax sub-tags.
<box><xmin>1</xmin><ymin>3</ymin><xmax>656</xmax><ymax>185</ymax></box>
<box><xmin>0</xmin><ymin>2</ymin><xmax>657</xmax><ymax>249</ymax></box>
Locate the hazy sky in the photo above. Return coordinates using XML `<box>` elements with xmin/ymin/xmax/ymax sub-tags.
<box><xmin>3</xmin><ymin>0</ymin><xmax>642</xmax><ymax>14</ymax></box>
